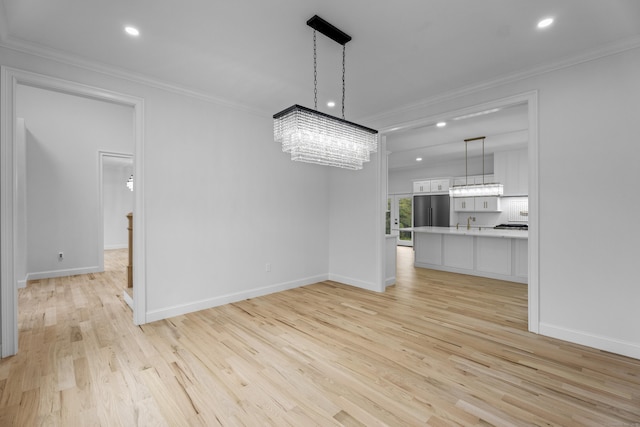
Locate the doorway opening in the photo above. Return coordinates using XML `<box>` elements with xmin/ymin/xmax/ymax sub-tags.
<box><xmin>99</xmin><ymin>152</ymin><xmax>134</xmax><ymax>306</ymax></box>
<box><xmin>99</xmin><ymin>153</ymin><xmax>134</xmax><ymax>265</ymax></box>
<box><xmin>1</xmin><ymin>67</ymin><xmax>146</xmax><ymax>357</ymax></box>
<box><xmin>381</xmin><ymin>91</ymin><xmax>539</xmax><ymax>333</ymax></box>
<box><xmin>389</xmin><ymin>194</ymin><xmax>413</xmax><ymax>246</ymax></box>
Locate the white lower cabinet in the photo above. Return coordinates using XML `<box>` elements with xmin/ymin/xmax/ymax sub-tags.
<box><xmin>515</xmin><ymin>239</ymin><xmax>528</xmax><ymax>279</ymax></box>
<box><xmin>413</xmin><ymin>231</ymin><xmax>528</xmax><ymax>284</ymax></box>
<box><xmin>443</xmin><ymin>235</ymin><xmax>474</xmax><ymax>270</ymax></box>
<box><xmin>414</xmin><ymin>233</ymin><xmax>442</xmax><ymax>265</ymax></box>
<box><xmin>477</xmin><ymin>237</ymin><xmax>511</xmax><ymax>276</ymax></box>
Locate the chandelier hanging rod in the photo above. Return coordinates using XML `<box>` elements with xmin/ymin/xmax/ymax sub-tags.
<box><xmin>449</xmin><ymin>135</ymin><xmax>503</xmax><ymax>197</ymax></box>
<box><xmin>306</xmin><ymin>15</ymin><xmax>351</xmax><ymax>45</ymax></box>
<box><xmin>464</xmin><ymin>136</ymin><xmax>486</xmax><ymax>142</ymax></box>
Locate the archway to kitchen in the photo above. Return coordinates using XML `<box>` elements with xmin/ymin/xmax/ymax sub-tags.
<box><xmin>381</xmin><ymin>91</ymin><xmax>539</xmax><ymax>333</ymax></box>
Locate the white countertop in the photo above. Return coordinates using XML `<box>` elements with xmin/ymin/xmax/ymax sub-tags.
<box><xmin>407</xmin><ymin>226</ymin><xmax>528</xmax><ymax>239</ymax></box>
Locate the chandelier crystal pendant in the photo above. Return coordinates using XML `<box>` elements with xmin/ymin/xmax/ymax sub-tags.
<box><xmin>273</xmin><ymin>15</ymin><xmax>378</xmax><ymax>170</ymax></box>
<box><xmin>449</xmin><ymin>136</ymin><xmax>504</xmax><ymax>198</ymax></box>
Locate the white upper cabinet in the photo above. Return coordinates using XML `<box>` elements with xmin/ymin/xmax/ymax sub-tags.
<box><xmin>475</xmin><ymin>196</ymin><xmax>501</xmax><ymax>212</ymax></box>
<box><xmin>430</xmin><ymin>179</ymin><xmax>450</xmax><ymax>193</ymax></box>
<box><xmin>453</xmin><ymin>196</ymin><xmax>501</xmax><ymax>212</ymax></box>
<box><xmin>413</xmin><ymin>180</ymin><xmax>430</xmax><ymax>193</ymax></box>
<box><xmin>413</xmin><ymin>178</ymin><xmax>450</xmax><ymax>194</ymax></box>
<box><xmin>494</xmin><ymin>149</ymin><xmax>528</xmax><ymax>196</ymax></box>
<box><xmin>454</xmin><ymin>197</ymin><xmax>475</xmax><ymax>212</ymax></box>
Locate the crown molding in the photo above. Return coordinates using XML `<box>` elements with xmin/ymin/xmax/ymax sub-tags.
<box><xmin>3</xmin><ymin>30</ymin><xmax>640</xmax><ymax>125</ymax></box>
<box><xmin>365</xmin><ymin>35</ymin><xmax>640</xmax><ymax>126</ymax></box>
<box><xmin>0</xmin><ymin>36</ymin><xmax>270</xmax><ymax>118</ymax></box>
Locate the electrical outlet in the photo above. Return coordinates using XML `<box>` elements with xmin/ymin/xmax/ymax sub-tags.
<box><xmin>265</xmin><ymin>263</ymin><xmax>271</xmax><ymax>272</ymax></box>
<box><xmin>58</xmin><ymin>252</ymin><xmax>64</xmax><ymax>261</ymax></box>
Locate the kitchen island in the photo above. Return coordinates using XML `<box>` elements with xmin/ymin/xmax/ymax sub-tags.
<box><xmin>412</xmin><ymin>226</ymin><xmax>528</xmax><ymax>284</ymax></box>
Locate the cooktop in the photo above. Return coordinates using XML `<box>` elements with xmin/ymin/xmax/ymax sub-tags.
<box><xmin>494</xmin><ymin>224</ymin><xmax>528</xmax><ymax>230</ymax></box>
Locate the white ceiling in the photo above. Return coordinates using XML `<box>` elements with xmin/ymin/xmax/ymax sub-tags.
<box><xmin>1</xmin><ymin>1</ymin><xmax>639</xmax><ymax>168</ymax></box>
<box><xmin>387</xmin><ymin>103</ymin><xmax>529</xmax><ymax>170</ymax></box>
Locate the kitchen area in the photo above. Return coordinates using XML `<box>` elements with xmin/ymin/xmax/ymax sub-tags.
<box><xmin>386</xmin><ymin>102</ymin><xmax>530</xmax><ymax>284</ymax></box>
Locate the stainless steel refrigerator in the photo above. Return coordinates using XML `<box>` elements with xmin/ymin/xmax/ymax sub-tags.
<box><xmin>413</xmin><ymin>195</ymin><xmax>450</xmax><ymax>227</ymax></box>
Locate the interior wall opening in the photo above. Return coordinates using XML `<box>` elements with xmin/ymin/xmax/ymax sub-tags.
<box><xmin>1</xmin><ymin>67</ymin><xmax>145</xmax><ymax>357</ymax></box>
<box><xmin>382</xmin><ymin>91</ymin><xmax>538</xmax><ymax>333</ymax></box>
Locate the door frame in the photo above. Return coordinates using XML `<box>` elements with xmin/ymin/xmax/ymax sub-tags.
<box><xmin>390</xmin><ymin>193</ymin><xmax>413</xmax><ymax>246</ymax></box>
<box><xmin>1</xmin><ymin>67</ymin><xmax>147</xmax><ymax>357</ymax></box>
<box><xmin>98</xmin><ymin>151</ymin><xmax>134</xmax><ymax>270</ymax></box>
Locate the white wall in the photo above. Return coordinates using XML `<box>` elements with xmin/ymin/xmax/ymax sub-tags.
<box><xmin>103</xmin><ymin>160</ymin><xmax>133</xmax><ymax>250</ymax></box>
<box><xmin>372</xmin><ymin>47</ymin><xmax>640</xmax><ymax>358</ymax></box>
<box><xmin>0</xmin><ymin>45</ymin><xmax>341</xmax><ymax>332</ymax></box>
<box><xmin>15</xmin><ymin>118</ymin><xmax>27</xmax><ymax>288</ymax></box>
<box><xmin>142</xmin><ymin>92</ymin><xmax>331</xmax><ymax>319</ymax></box>
<box><xmin>18</xmin><ymin>85</ymin><xmax>134</xmax><ymax>279</ymax></box>
<box><xmin>328</xmin><ymin>152</ymin><xmax>382</xmax><ymax>292</ymax></box>
<box><xmin>534</xmin><ymin>49</ymin><xmax>640</xmax><ymax>357</ymax></box>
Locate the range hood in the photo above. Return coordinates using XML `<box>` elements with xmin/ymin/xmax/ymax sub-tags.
<box><xmin>449</xmin><ymin>136</ymin><xmax>504</xmax><ymax>198</ymax></box>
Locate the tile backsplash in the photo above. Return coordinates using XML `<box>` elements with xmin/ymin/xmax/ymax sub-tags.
<box><xmin>451</xmin><ymin>196</ymin><xmax>529</xmax><ymax>228</ymax></box>
<box><xmin>508</xmin><ymin>199</ymin><xmax>529</xmax><ymax>222</ymax></box>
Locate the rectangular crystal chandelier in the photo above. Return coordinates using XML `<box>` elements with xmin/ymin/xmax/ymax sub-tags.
<box><xmin>449</xmin><ymin>136</ymin><xmax>504</xmax><ymax>197</ymax></box>
<box><xmin>274</xmin><ymin>15</ymin><xmax>378</xmax><ymax>170</ymax></box>
<box><xmin>449</xmin><ymin>183</ymin><xmax>503</xmax><ymax>197</ymax></box>
<box><xmin>273</xmin><ymin>104</ymin><xmax>378</xmax><ymax>170</ymax></box>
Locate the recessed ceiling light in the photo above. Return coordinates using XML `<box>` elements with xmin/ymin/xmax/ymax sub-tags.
<box><xmin>327</xmin><ymin>101</ymin><xmax>336</xmax><ymax>108</ymax></box>
<box><xmin>416</xmin><ymin>157</ymin><xmax>423</xmax><ymax>162</ymax></box>
<box><xmin>537</xmin><ymin>18</ymin><xmax>554</xmax><ymax>29</ymax></box>
<box><xmin>436</xmin><ymin>121</ymin><xmax>447</xmax><ymax>128</ymax></box>
<box><xmin>125</xmin><ymin>26</ymin><xmax>140</xmax><ymax>36</ymax></box>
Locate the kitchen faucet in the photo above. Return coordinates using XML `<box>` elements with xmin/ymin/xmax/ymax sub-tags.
<box><xmin>467</xmin><ymin>216</ymin><xmax>475</xmax><ymax>230</ymax></box>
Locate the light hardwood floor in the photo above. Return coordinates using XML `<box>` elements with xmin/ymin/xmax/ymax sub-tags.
<box><xmin>1</xmin><ymin>247</ymin><xmax>639</xmax><ymax>425</ymax></box>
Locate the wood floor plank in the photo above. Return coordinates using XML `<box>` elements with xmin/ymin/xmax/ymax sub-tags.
<box><xmin>0</xmin><ymin>247</ymin><xmax>639</xmax><ymax>425</ymax></box>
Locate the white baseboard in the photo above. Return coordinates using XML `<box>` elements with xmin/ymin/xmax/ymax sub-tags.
<box><xmin>104</xmin><ymin>244</ymin><xmax>128</xmax><ymax>250</ymax></box>
<box><xmin>26</xmin><ymin>266</ymin><xmax>102</xmax><ymax>281</ymax></box>
<box><xmin>385</xmin><ymin>276</ymin><xmax>396</xmax><ymax>287</ymax></box>
<box><xmin>17</xmin><ymin>279</ymin><xmax>27</xmax><ymax>289</ymax></box>
<box><xmin>123</xmin><ymin>290</ymin><xmax>133</xmax><ymax>309</ymax></box>
<box><xmin>146</xmin><ymin>274</ymin><xmax>329</xmax><ymax>323</ymax></box>
<box><xmin>328</xmin><ymin>273</ymin><xmax>383</xmax><ymax>292</ymax></box>
<box><xmin>414</xmin><ymin>262</ymin><xmax>528</xmax><ymax>284</ymax></box>
<box><xmin>539</xmin><ymin>322</ymin><xmax>640</xmax><ymax>360</ymax></box>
